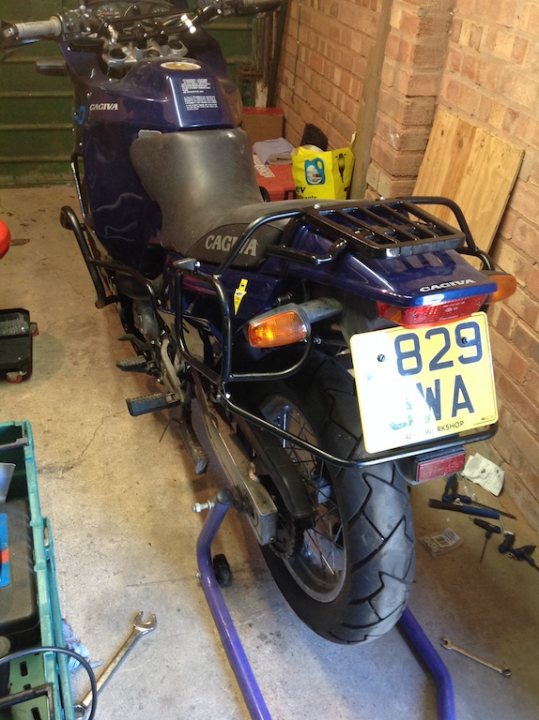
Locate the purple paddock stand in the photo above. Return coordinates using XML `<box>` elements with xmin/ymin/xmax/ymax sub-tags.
<box><xmin>196</xmin><ymin>490</ymin><xmax>456</xmax><ymax>720</ymax></box>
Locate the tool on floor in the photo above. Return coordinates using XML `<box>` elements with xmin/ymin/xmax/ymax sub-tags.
<box><xmin>441</xmin><ymin>475</ymin><xmax>516</xmax><ymax>519</ymax></box>
<box><xmin>509</xmin><ymin>544</ymin><xmax>539</xmax><ymax>572</ymax></box>
<box><xmin>440</xmin><ymin>638</ymin><xmax>511</xmax><ymax>677</ymax></box>
<box><xmin>498</xmin><ymin>532</ymin><xmax>539</xmax><ymax>571</ymax></box>
<box><xmin>74</xmin><ymin>610</ymin><xmax>157</xmax><ymax>718</ymax></box>
<box><xmin>197</xmin><ymin>490</ymin><xmax>457</xmax><ymax>720</ymax></box>
<box><xmin>498</xmin><ymin>531</ymin><xmax>516</xmax><ymax>554</ymax></box>
<box><xmin>473</xmin><ymin>518</ymin><xmax>502</xmax><ymax>563</ymax></box>
<box><xmin>428</xmin><ymin>499</ymin><xmax>500</xmax><ymax>519</ymax></box>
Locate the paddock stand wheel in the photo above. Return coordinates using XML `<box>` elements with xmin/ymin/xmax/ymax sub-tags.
<box><xmin>195</xmin><ymin>489</ymin><xmax>456</xmax><ymax>720</ymax></box>
<box><xmin>212</xmin><ymin>553</ymin><xmax>232</xmax><ymax>588</ymax></box>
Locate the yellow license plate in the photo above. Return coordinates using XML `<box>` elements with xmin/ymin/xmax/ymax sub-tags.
<box><xmin>350</xmin><ymin>313</ymin><xmax>497</xmax><ymax>454</ymax></box>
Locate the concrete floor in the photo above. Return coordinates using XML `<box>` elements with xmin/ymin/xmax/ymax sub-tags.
<box><xmin>0</xmin><ymin>185</ymin><xmax>538</xmax><ymax>720</ymax></box>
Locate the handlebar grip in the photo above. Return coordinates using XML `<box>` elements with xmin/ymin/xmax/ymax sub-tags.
<box><xmin>1</xmin><ymin>16</ymin><xmax>62</xmax><ymax>46</ymax></box>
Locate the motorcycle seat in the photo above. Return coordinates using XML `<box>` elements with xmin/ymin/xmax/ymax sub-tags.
<box><xmin>130</xmin><ymin>128</ymin><xmax>316</xmax><ymax>267</ymax></box>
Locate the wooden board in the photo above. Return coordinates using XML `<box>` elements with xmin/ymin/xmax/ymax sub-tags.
<box><xmin>414</xmin><ymin>107</ymin><xmax>523</xmax><ymax>252</ymax></box>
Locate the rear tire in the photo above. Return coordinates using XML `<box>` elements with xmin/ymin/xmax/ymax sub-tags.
<box><xmin>254</xmin><ymin>353</ymin><xmax>415</xmax><ymax>644</ymax></box>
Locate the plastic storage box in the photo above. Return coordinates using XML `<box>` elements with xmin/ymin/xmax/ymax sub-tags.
<box><xmin>0</xmin><ymin>421</ymin><xmax>74</xmax><ymax>720</ymax></box>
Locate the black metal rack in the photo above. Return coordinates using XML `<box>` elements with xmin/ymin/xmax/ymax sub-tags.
<box><xmin>280</xmin><ymin>199</ymin><xmax>467</xmax><ymax>259</ymax></box>
<box><xmin>216</xmin><ymin>196</ymin><xmax>492</xmax><ymax>272</ymax></box>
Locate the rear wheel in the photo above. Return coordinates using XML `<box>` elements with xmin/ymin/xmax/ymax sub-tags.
<box><xmin>254</xmin><ymin>354</ymin><xmax>415</xmax><ymax>644</ymax></box>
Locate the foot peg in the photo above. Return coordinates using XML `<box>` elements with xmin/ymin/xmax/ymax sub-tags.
<box><xmin>126</xmin><ymin>392</ymin><xmax>180</xmax><ymax>416</ymax></box>
<box><xmin>116</xmin><ymin>356</ymin><xmax>150</xmax><ymax>373</ymax></box>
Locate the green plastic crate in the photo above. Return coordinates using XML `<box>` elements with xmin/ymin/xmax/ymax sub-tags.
<box><xmin>0</xmin><ymin>421</ymin><xmax>74</xmax><ymax>720</ymax></box>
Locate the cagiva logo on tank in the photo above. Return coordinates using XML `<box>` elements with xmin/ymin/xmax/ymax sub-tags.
<box><xmin>420</xmin><ymin>279</ymin><xmax>476</xmax><ymax>292</ymax></box>
<box><xmin>89</xmin><ymin>102</ymin><xmax>119</xmax><ymax>111</ymax></box>
<box><xmin>204</xmin><ymin>234</ymin><xmax>258</xmax><ymax>256</ymax></box>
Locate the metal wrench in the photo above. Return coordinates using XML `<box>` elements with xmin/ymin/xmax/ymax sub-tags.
<box><xmin>74</xmin><ymin>611</ymin><xmax>157</xmax><ymax>717</ymax></box>
<box><xmin>440</xmin><ymin>637</ymin><xmax>511</xmax><ymax>677</ymax></box>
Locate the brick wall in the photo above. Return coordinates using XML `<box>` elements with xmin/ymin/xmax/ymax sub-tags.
<box><xmin>277</xmin><ymin>0</ymin><xmax>380</xmax><ymax>149</ymax></box>
<box><xmin>366</xmin><ymin>0</ymin><xmax>454</xmax><ymax>197</ymax></box>
<box><xmin>275</xmin><ymin>0</ymin><xmax>539</xmax><ymax>528</ymax></box>
<box><xmin>442</xmin><ymin>0</ymin><xmax>539</xmax><ymax>527</ymax></box>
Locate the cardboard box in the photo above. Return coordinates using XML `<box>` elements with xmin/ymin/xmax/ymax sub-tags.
<box><xmin>242</xmin><ymin>107</ymin><xmax>284</xmax><ymax>148</ymax></box>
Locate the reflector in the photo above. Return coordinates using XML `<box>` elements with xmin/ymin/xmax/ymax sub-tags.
<box><xmin>415</xmin><ymin>451</ymin><xmax>466</xmax><ymax>482</ymax></box>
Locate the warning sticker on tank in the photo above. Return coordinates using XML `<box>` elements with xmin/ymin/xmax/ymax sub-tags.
<box><xmin>180</xmin><ymin>77</ymin><xmax>218</xmax><ymax>111</ymax></box>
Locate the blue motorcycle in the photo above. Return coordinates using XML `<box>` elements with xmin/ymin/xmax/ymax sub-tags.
<box><xmin>1</xmin><ymin>1</ymin><xmax>515</xmax><ymax>644</ymax></box>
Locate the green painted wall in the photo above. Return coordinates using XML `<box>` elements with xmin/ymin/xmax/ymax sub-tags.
<box><xmin>207</xmin><ymin>18</ymin><xmax>257</xmax><ymax>107</ymax></box>
<box><xmin>0</xmin><ymin>1</ymin><xmax>74</xmax><ymax>186</ymax></box>
<box><xmin>0</xmin><ymin>3</ymin><xmax>257</xmax><ymax>187</ymax></box>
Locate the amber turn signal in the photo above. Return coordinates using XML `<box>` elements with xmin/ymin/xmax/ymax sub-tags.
<box><xmin>487</xmin><ymin>272</ymin><xmax>517</xmax><ymax>303</ymax></box>
<box><xmin>248</xmin><ymin>310</ymin><xmax>308</xmax><ymax>348</ymax></box>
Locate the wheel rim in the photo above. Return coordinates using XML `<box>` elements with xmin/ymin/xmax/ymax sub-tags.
<box><xmin>261</xmin><ymin>395</ymin><xmax>346</xmax><ymax>603</ymax></box>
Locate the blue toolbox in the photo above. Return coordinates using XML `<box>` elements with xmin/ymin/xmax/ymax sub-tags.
<box><xmin>0</xmin><ymin>421</ymin><xmax>74</xmax><ymax>720</ymax></box>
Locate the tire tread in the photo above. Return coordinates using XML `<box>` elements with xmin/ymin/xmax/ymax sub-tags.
<box><xmin>257</xmin><ymin>352</ymin><xmax>415</xmax><ymax>644</ymax></box>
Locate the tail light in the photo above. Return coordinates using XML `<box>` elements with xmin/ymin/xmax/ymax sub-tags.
<box><xmin>377</xmin><ymin>295</ymin><xmax>487</xmax><ymax>328</ymax></box>
<box><xmin>377</xmin><ymin>272</ymin><xmax>516</xmax><ymax>329</ymax></box>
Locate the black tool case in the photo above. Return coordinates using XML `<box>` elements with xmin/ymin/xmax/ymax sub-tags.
<box><xmin>0</xmin><ymin>309</ymin><xmax>34</xmax><ymax>382</ymax></box>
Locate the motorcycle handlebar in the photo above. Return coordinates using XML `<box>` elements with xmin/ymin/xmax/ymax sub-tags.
<box><xmin>1</xmin><ymin>17</ymin><xmax>62</xmax><ymax>46</ymax></box>
<box><xmin>0</xmin><ymin>1</ymin><xmax>280</xmax><ymax>50</ymax></box>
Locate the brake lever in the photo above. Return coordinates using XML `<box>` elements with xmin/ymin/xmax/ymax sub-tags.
<box><xmin>69</xmin><ymin>36</ymin><xmax>104</xmax><ymax>52</ymax></box>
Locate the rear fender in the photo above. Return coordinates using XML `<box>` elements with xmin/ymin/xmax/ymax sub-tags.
<box><xmin>280</xmin><ymin>239</ymin><xmax>497</xmax><ymax>309</ymax></box>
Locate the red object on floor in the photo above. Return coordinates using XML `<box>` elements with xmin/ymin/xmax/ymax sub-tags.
<box><xmin>0</xmin><ymin>220</ymin><xmax>10</xmax><ymax>259</ymax></box>
<box><xmin>254</xmin><ymin>162</ymin><xmax>295</xmax><ymax>202</ymax></box>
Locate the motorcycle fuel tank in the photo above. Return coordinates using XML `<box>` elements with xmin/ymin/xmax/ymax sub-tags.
<box><xmin>81</xmin><ymin>58</ymin><xmax>237</xmax><ymax>266</ymax></box>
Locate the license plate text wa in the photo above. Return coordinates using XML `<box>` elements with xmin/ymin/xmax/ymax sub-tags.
<box><xmin>350</xmin><ymin>313</ymin><xmax>497</xmax><ymax>454</ymax></box>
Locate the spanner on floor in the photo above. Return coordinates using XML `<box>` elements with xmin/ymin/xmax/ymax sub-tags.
<box><xmin>74</xmin><ymin>610</ymin><xmax>157</xmax><ymax>717</ymax></box>
<box><xmin>440</xmin><ymin>637</ymin><xmax>511</xmax><ymax>677</ymax></box>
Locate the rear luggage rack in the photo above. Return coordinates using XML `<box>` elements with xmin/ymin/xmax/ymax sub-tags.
<box><xmin>216</xmin><ymin>196</ymin><xmax>488</xmax><ymax>273</ymax></box>
<box><xmin>294</xmin><ymin>199</ymin><xmax>467</xmax><ymax>259</ymax></box>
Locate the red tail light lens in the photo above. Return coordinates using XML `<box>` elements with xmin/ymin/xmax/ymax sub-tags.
<box><xmin>376</xmin><ymin>295</ymin><xmax>487</xmax><ymax>328</ymax></box>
